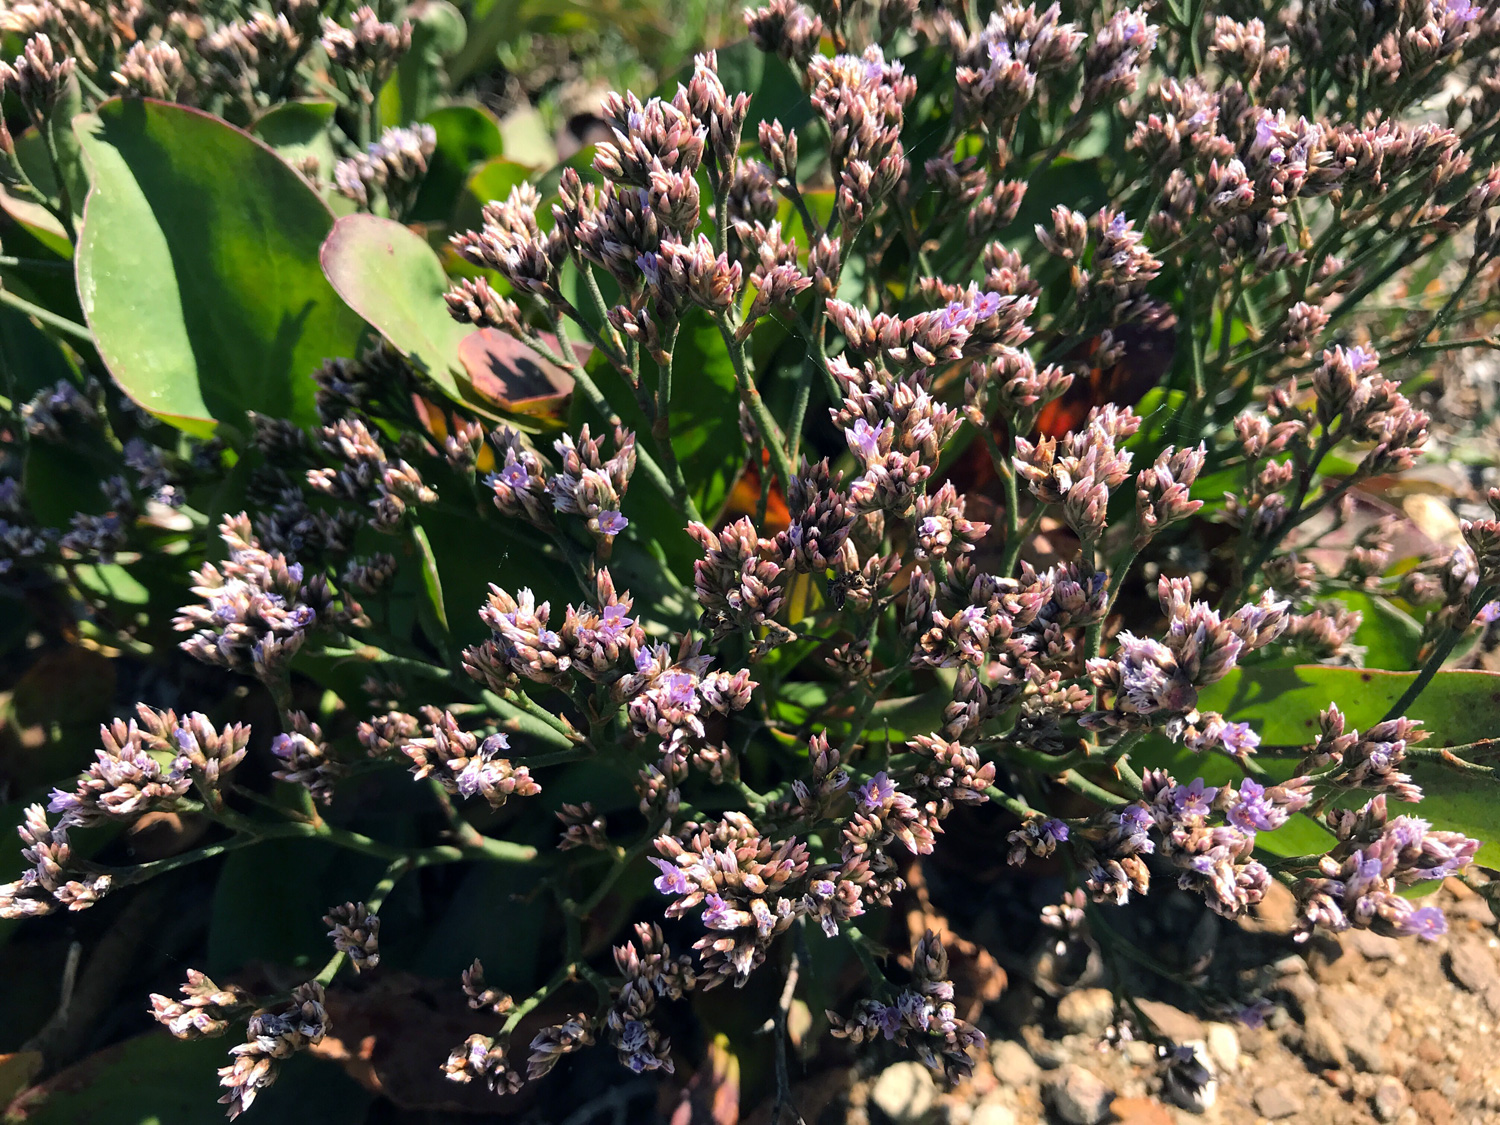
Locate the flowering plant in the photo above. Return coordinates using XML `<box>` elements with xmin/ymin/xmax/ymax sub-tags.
<box><xmin>3</xmin><ymin>0</ymin><xmax>1500</xmax><ymax>1118</ymax></box>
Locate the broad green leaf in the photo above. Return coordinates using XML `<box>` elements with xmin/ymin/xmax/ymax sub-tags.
<box><xmin>75</xmin><ymin>99</ymin><xmax>365</xmax><ymax>435</ymax></box>
<box><xmin>452</xmin><ymin>155</ymin><xmax>531</xmax><ymax>234</ymax></box>
<box><xmin>4</xmin><ymin>129</ymin><xmax>73</xmax><ymax>258</ymax></box>
<box><xmin>1187</xmin><ymin>665</ymin><xmax>1500</xmax><ymax>864</ymax></box>
<box><xmin>208</xmin><ymin>837</ymin><xmax>387</xmax><ymax>975</ymax></box>
<box><xmin>411</xmin><ymin>103</ymin><xmax>504</xmax><ymax>223</ymax></box>
<box><xmin>251</xmin><ymin>99</ymin><xmax>342</xmax><ymax>198</ymax></box>
<box><xmin>3</xmin><ymin>1032</ymin><xmax>227</xmax><ymax>1125</ymax></box>
<box><xmin>1324</xmin><ymin>589</ymin><xmax>1422</xmax><ymax>671</ymax></box>
<box><xmin>497</xmin><ymin>105</ymin><xmax>557</xmax><ymax>170</ymax></box>
<box><xmin>319</xmin><ymin>212</ymin><xmax>470</xmax><ymax>399</ymax></box>
<box><xmin>662</xmin><ymin>309</ymin><xmax>745</xmax><ymax>520</ymax></box>
<box><xmin>0</xmin><ymin>303</ymin><xmax>78</xmax><ymax>399</ymax></box>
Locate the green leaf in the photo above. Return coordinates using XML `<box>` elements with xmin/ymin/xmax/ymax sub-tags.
<box><xmin>0</xmin><ymin>302</ymin><xmax>78</xmax><ymax>399</ymax></box>
<box><xmin>5</xmin><ymin>129</ymin><xmax>74</xmax><ymax>258</ymax></box>
<box><xmin>497</xmin><ymin>105</ymin><xmax>557</xmax><ymax>170</ymax></box>
<box><xmin>3</xmin><ymin>1032</ymin><xmax>227</xmax><ymax>1125</ymax></box>
<box><xmin>411</xmin><ymin>103</ymin><xmax>505</xmax><ymax>223</ymax></box>
<box><xmin>452</xmin><ymin>154</ymin><xmax>531</xmax><ymax>235</ymax></box>
<box><xmin>378</xmin><ymin>0</ymin><xmax>468</xmax><ymax>125</ymax></box>
<box><xmin>75</xmin><ymin>99</ymin><xmax>365</xmax><ymax>435</ymax></box>
<box><xmin>208</xmin><ymin>837</ymin><xmax>386</xmax><ymax>975</ymax></box>
<box><xmin>410</xmin><ymin>521</ymin><xmax>450</xmax><ymax>637</ymax></box>
<box><xmin>251</xmin><ymin>99</ymin><xmax>343</xmax><ymax>207</ymax></box>
<box><xmin>663</xmin><ymin>309</ymin><xmax>745</xmax><ymax>520</ymax></box>
<box><xmin>1187</xmin><ymin>665</ymin><xmax>1500</xmax><ymax>864</ymax></box>
<box><xmin>318</xmin><ymin>212</ymin><xmax>473</xmax><ymax>403</ymax></box>
<box><xmin>45</xmin><ymin>74</ymin><xmax>88</xmax><ymax>227</ymax></box>
<box><xmin>1324</xmin><ymin>589</ymin><xmax>1422</xmax><ymax>671</ymax></box>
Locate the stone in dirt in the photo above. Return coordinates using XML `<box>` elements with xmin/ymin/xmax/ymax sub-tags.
<box><xmin>968</xmin><ymin>1101</ymin><xmax>1016</xmax><ymax>1125</ymax></box>
<box><xmin>1238</xmin><ymin>879</ymin><xmax>1298</xmax><ymax>935</ymax></box>
<box><xmin>1108</xmin><ymin>1095</ymin><xmax>1174</xmax><ymax>1125</ymax></box>
<box><xmin>1252</xmin><ymin>1086</ymin><xmax>1303</xmax><ymax>1119</ymax></box>
<box><xmin>1044</xmin><ymin>1064</ymin><xmax>1113</xmax><ymax>1125</ymax></box>
<box><xmin>1445</xmin><ymin>939</ymin><xmax>1500</xmax><ymax>1015</ymax></box>
<box><xmin>1321</xmin><ymin>987</ymin><xmax>1393</xmax><ymax>1073</ymax></box>
<box><xmin>1342</xmin><ymin>929</ymin><xmax>1402</xmax><ymax>961</ymax></box>
<box><xmin>1372</xmin><ymin>1076</ymin><xmax>1411</xmax><ymax>1123</ymax></box>
<box><xmin>1300</xmin><ymin>1014</ymin><xmax>1349</xmax><ymax>1070</ymax></box>
<box><xmin>1132</xmin><ymin>998</ymin><xmax>1203</xmax><ymax>1043</ymax></box>
<box><xmin>1056</xmin><ymin>988</ymin><xmax>1115</xmax><ymax>1037</ymax></box>
<box><xmin>870</xmin><ymin>1060</ymin><xmax>937</xmax><ymax>1124</ymax></box>
<box><xmin>1205</xmin><ymin>1023</ymin><xmax>1240</xmax><ymax>1073</ymax></box>
<box><xmin>987</xmin><ymin>1039</ymin><xmax>1040</xmax><ymax>1089</ymax></box>
<box><xmin>1412</xmin><ymin>1088</ymin><xmax>1455</xmax><ymax>1125</ymax></box>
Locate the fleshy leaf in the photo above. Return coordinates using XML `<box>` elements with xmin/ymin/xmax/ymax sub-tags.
<box><xmin>74</xmin><ymin>98</ymin><xmax>365</xmax><ymax>435</ymax></box>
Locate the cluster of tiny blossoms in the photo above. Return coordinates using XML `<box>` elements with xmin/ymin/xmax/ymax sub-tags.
<box><xmin>7</xmin><ymin>0</ymin><xmax>1500</xmax><ymax>1114</ymax></box>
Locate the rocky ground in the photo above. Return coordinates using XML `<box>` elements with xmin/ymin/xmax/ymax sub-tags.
<box><xmin>837</xmin><ymin>881</ymin><xmax>1500</xmax><ymax>1125</ymax></box>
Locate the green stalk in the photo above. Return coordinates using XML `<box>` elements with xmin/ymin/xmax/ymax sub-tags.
<box><xmin>718</xmin><ymin>314</ymin><xmax>795</xmax><ymax>494</ymax></box>
<box><xmin>1381</xmin><ymin>585</ymin><xmax>1497</xmax><ymax>722</ymax></box>
<box><xmin>314</xmin><ymin>857</ymin><xmax>410</xmax><ymax>985</ymax></box>
<box><xmin>0</xmin><ymin>290</ymin><xmax>92</xmax><ymax>343</ymax></box>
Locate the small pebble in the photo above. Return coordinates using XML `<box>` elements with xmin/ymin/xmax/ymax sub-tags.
<box><xmin>1056</xmin><ymin>988</ymin><xmax>1115</xmax><ymax>1038</ymax></box>
<box><xmin>870</xmin><ymin>1061</ymin><xmax>936</xmax><ymax>1124</ymax></box>
<box><xmin>1045</xmin><ymin>1064</ymin><xmax>1113</xmax><ymax>1125</ymax></box>
<box><xmin>1253</xmin><ymin>1086</ymin><xmax>1303</xmax><ymax>1119</ymax></box>
<box><xmin>1374</xmin><ymin>1076</ymin><xmax>1412</xmax><ymax>1123</ymax></box>
<box><xmin>968</xmin><ymin>1102</ymin><xmax>1016</xmax><ymax>1125</ymax></box>
<box><xmin>1205</xmin><ymin>1023</ymin><xmax>1240</xmax><ymax>1073</ymax></box>
<box><xmin>988</xmin><ymin>1039</ymin><xmax>1040</xmax><ymax>1089</ymax></box>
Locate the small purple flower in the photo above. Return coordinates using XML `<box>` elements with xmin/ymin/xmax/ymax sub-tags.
<box><xmin>1116</xmin><ymin>804</ymin><xmax>1155</xmax><ymax>854</ymax></box>
<box><xmin>498</xmin><ymin>462</ymin><xmax>531</xmax><ymax>491</ymax></box>
<box><xmin>1399</xmin><ymin>905</ymin><xmax>1448</xmax><ymax>941</ymax></box>
<box><xmin>1172</xmin><ymin>777</ymin><xmax>1218</xmax><ymax>819</ymax></box>
<box><xmin>1041</xmin><ymin>818</ymin><xmax>1069</xmax><ymax>844</ymax></box>
<box><xmin>701</xmin><ymin>893</ymin><xmax>734</xmax><ymax>930</ymax></box>
<box><xmin>46</xmin><ymin>788</ymin><xmax>81</xmax><ymax>815</ymax></box>
<box><xmin>650</xmin><ymin>857</ymin><xmax>690</xmax><ymax>896</ymax></box>
<box><xmin>856</xmin><ymin>771</ymin><xmax>896</xmax><ymax>812</ymax></box>
<box><xmin>597</xmin><ymin>510</ymin><xmax>628</xmax><ymax>536</ymax></box>
<box><xmin>874</xmin><ymin>1004</ymin><xmax>902</xmax><ymax>1040</ymax></box>
<box><xmin>918</xmin><ymin>516</ymin><xmax>943</xmax><ymax>538</ymax></box>
<box><xmin>1228</xmin><ymin>778</ymin><xmax>1283</xmax><ymax>833</ymax></box>
<box><xmin>659</xmin><ymin>671</ymin><xmax>697</xmax><ymax>708</ymax></box>
<box><xmin>636</xmin><ymin>252</ymin><xmax>661</xmax><ymax>287</ymax></box>
<box><xmin>596</xmin><ymin>603</ymin><xmax>633</xmax><ymax>644</ymax></box>
<box><xmin>1220</xmin><ymin>721</ymin><xmax>1261</xmax><ymax>755</ymax></box>
<box><xmin>455</xmin><ymin>759</ymin><xmax>492</xmax><ymax>799</ymax></box>
<box><xmin>1253</xmin><ymin>116</ymin><xmax>1278</xmax><ymax>151</ymax></box>
<box><xmin>844</xmin><ymin>419</ymin><xmax>885</xmax><ymax>462</ymax></box>
<box><xmin>1477</xmin><ymin>600</ymin><xmax>1500</xmax><ymax>624</ymax></box>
